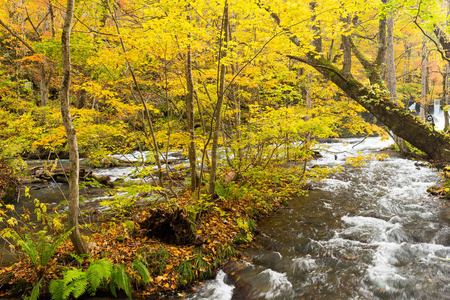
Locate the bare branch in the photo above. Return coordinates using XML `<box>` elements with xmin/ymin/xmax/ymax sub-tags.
<box><xmin>0</xmin><ymin>19</ymin><xmax>36</xmax><ymax>53</ymax></box>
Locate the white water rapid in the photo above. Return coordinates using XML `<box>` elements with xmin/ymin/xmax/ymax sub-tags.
<box><xmin>179</xmin><ymin>137</ymin><xmax>450</xmax><ymax>300</ymax></box>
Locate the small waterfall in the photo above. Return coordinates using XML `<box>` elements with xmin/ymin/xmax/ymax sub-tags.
<box><xmin>409</xmin><ymin>100</ymin><xmax>446</xmax><ymax>130</ymax></box>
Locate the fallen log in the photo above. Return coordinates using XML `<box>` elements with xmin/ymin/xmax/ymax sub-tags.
<box><xmin>30</xmin><ymin>166</ymin><xmax>114</xmax><ymax>187</ymax></box>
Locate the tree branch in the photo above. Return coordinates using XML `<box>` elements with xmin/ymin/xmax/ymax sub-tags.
<box><xmin>286</xmin><ymin>55</ymin><xmax>350</xmax><ymax>83</ymax></box>
<box><xmin>411</xmin><ymin>0</ymin><xmax>450</xmax><ymax>64</ymax></box>
<box><xmin>0</xmin><ymin>19</ymin><xmax>36</xmax><ymax>53</ymax></box>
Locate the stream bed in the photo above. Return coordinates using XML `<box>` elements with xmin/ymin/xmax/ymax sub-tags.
<box><xmin>179</xmin><ymin>137</ymin><xmax>450</xmax><ymax>300</ymax></box>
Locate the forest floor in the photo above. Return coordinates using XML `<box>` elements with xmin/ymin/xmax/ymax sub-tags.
<box><xmin>0</xmin><ymin>184</ymin><xmax>285</xmax><ymax>299</ymax></box>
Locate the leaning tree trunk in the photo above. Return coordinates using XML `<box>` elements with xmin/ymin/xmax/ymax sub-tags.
<box><xmin>60</xmin><ymin>0</ymin><xmax>89</xmax><ymax>254</ymax></box>
<box><xmin>288</xmin><ymin>54</ymin><xmax>450</xmax><ymax>164</ymax></box>
<box><xmin>265</xmin><ymin>3</ymin><xmax>450</xmax><ymax>164</ymax></box>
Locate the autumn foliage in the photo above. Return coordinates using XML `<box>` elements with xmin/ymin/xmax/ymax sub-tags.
<box><xmin>1</xmin><ymin>0</ymin><xmax>450</xmax><ymax>298</ymax></box>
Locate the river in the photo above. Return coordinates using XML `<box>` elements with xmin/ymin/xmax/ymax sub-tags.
<box><xmin>179</xmin><ymin>137</ymin><xmax>450</xmax><ymax>300</ymax></box>
<box><xmin>2</xmin><ymin>137</ymin><xmax>450</xmax><ymax>299</ymax></box>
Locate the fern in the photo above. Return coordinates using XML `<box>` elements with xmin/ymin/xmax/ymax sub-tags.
<box><xmin>132</xmin><ymin>259</ymin><xmax>151</xmax><ymax>284</ymax></box>
<box><xmin>49</xmin><ymin>261</ymin><xmax>132</xmax><ymax>300</ymax></box>
<box><xmin>111</xmin><ymin>264</ymin><xmax>132</xmax><ymax>299</ymax></box>
<box><xmin>17</xmin><ymin>234</ymin><xmax>39</xmax><ymax>266</ymax></box>
<box><xmin>69</xmin><ymin>253</ymin><xmax>83</xmax><ymax>264</ymax></box>
<box><xmin>24</xmin><ymin>278</ymin><xmax>42</xmax><ymax>300</ymax></box>
<box><xmin>49</xmin><ymin>268</ymin><xmax>88</xmax><ymax>300</ymax></box>
<box><xmin>11</xmin><ymin>229</ymin><xmax>72</xmax><ymax>268</ymax></box>
<box><xmin>68</xmin><ymin>276</ymin><xmax>89</xmax><ymax>299</ymax></box>
<box><xmin>86</xmin><ymin>259</ymin><xmax>113</xmax><ymax>294</ymax></box>
<box><xmin>40</xmin><ymin>230</ymin><xmax>72</xmax><ymax>266</ymax></box>
<box><xmin>49</xmin><ymin>280</ymin><xmax>65</xmax><ymax>300</ymax></box>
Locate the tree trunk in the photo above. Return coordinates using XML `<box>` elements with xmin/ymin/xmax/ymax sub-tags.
<box><xmin>186</xmin><ymin>44</ymin><xmax>197</xmax><ymax>191</ymax></box>
<box><xmin>386</xmin><ymin>13</ymin><xmax>409</xmax><ymax>153</ymax></box>
<box><xmin>40</xmin><ymin>63</ymin><xmax>49</xmax><ymax>107</ymax></box>
<box><xmin>445</xmin><ymin>64</ymin><xmax>450</xmax><ymax>131</ymax></box>
<box><xmin>305</xmin><ymin>72</ymin><xmax>313</xmax><ymax>119</ymax></box>
<box><xmin>265</xmin><ymin>3</ymin><xmax>450</xmax><ymax>164</ymax></box>
<box><xmin>403</xmin><ymin>42</ymin><xmax>411</xmax><ymax>84</ymax></box>
<box><xmin>60</xmin><ymin>0</ymin><xmax>89</xmax><ymax>254</ymax></box>
<box><xmin>76</xmin><ymin>88</ymin><xmax>86</xmax><ymax>109</ymax></box>
<box><xmin>421</xmin><ymin>39</ymin><xmax>428</xmax><ymax>120</ymax></box>
<box><xmin>208</xmin><ymin>2</ymin><xmax>229</xmax><ymax>198</ymax></box>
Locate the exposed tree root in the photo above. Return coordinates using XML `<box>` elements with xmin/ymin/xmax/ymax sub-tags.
<box><xmin>138</xmin><ymin>208</ymin><xmax>204</xmax><ymax>245</ymax></box>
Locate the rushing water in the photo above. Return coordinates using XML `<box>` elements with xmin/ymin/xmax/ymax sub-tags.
<box><xmin>2</xmin><ymin>137</ymin><xmax>450</xmax><ymax>299</ymax></box>
<box><xmin>181</xmin><ymin>137</ymin><xmax>450</xmax><ymax>300</ymax></box>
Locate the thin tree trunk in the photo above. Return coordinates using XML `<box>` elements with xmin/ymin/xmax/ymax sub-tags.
<box><xmin>342</xmin><ymin>35</ymin><xmax>352</xmax><ymax>75</ymax></box>
<box><xmin>49</xmin><ymin>0</ymin><xmax>56</xmax><ymax>37</ymax></box>
<box><xmin>421</xmin><ymin>39</ymin><xmax>428</xmax><ymax>120</ymax></box>
<box><xmin>60</xmin><ymin>0</ymin><xmax>88</xmax><ymax>255</ymax></box>
<box><xmin>186</xmin><ymin>43</ymin><xmax>197</xmax><ymax>191</ymax></box>
<box><xmin>445</xmin><ymin>1</ymin><xmax>450</xmax><ymax>131</ymax></box>
<box><xmin>305</xmin><ymin>72</ymin><xmax>313</xmax><ymax>117</ymax></box>
<box><xmin>403</xmin><ymin>42</ymin><xmax>410</xmax><ymax>84</ymax></box>
<box><xmin>386</xmin><ymin>13</ymin><xmax>409</xmax><ymax>153</ymax></box>
<box><xmin>107</xmin><ymin>0</ymin><xmax>165</xmax><ymax>188</ymax></box>
<box><xmin>208</xmin><ymin>2</ymin><xmax>229</xmax><ymax>198</ymax></box>
<box><xmin>40</xmin><ymin>63</ymin><xmax>49</xmax><ymax>107</ymax></box>
<box><xmin>444</xmin><ymin>64</ymin><xmax>449</xmax><ymax>131</ymax></box>
<box><xmin>386</xmin><ymin>16</ymin><xmax>397</xmax><ymax>102</ymax></box>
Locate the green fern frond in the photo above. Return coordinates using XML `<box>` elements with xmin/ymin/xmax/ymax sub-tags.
<box><xmin>69</xmin><ymin>276</ymin><xmax>89</xmax><ymax>298</ymax></box>
<box><xmin>86</xmin><ymin>259</ymin><xmax>113</xmax><ymax>294</ymax></box>
<box><xmin>49</xmin><ymin>280</ymin><xmax>65</xmax><ymax>300</ymax></box>
<box><xmin>111</xmin><ymin>264</ymin><xmax>132</xmax><ymax>299</ymax></box>
<box><xmin>24</xmin><ymin>278</ymin><xmax>43</xmax><ymax>300</ymax></box>
<box><xmin>41</xmin><ymin>230</ymin><xmax>71</xmax><ymax>266</ymax></box>
<box><xmin>62</xmin><ymin>268</ymin><xmax>85</xmax><ymax>285</ymax></box>
<box><xmin>18</xmin><ymin>235</ymin><xmax>39</xmax><ymax>266</ymax></box>
<box><xmin>69</xmin><ymin>253</ymin><xmax>83</xmax><ymax>264</ymax></box>
<box><xmin>132</xmin><ymin>259</ymin><xmax>151</xmax><ymax>284</ymax></box>
<box><xmin>49</xmin><ymin>268</ymin><xmax>88</xmax><ymax>300</ymax></box>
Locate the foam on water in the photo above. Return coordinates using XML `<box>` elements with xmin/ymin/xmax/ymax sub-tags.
<box><xmin>183</xmin><ymin>136</ymin><xmax>449</xmax><ymax>299</ymax></box>
<box><xmin>186</xmin><ymin>271</ymin><xmax>234</xmax><ymax>300</ymax></box>
<box><xmin>255</xmin><ymin>269</ymin><xmax>293</xmax><ymax>299</ymax></box>
<box><xmin>314</xmin><ymin>136</ymin><xmax>394</xmax><ymax>165</ymax></box>
<box><xmin>291</xmin><ymin>255</ymin><xmax>317</xmax><ymax>275</ymax></box>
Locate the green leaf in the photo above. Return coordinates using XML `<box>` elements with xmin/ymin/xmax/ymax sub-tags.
<box><xmin>49</xmin><ymin>280</ymin><xmax>65</xmax><ymax>300</ymax></box>
<box><xmin>112</xmin><ymin>264</ymin><xmax>132</xmax><ymax>299</ymax></box>
<box><xmin>25</xmin><ymin>278</ymin><xmax>43</xmax><ymax>300</ymax></box>
<box><xmin>132</xmin><ymin>259</ymin><xmax>151</xmax><ymax>283</ymax></box>
<box><xmin>86</xmin><ymin>259</ymin><xmax>113</xmax><ymax>294</ymax></box>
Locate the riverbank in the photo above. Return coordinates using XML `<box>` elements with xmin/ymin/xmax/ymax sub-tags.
<box><xmin>0</xmin><ymin>176</ymin><xmax>290</xmax><ymax>299</ymax></box>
